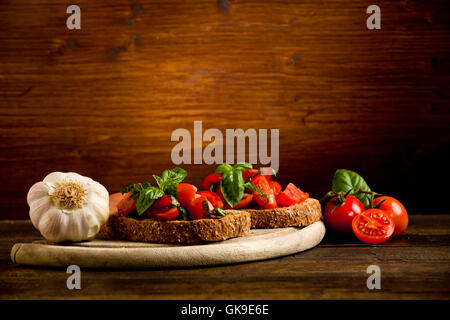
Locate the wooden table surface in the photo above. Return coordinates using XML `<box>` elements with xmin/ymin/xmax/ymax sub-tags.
<box><xmin>0</xmin><ymin>215</ymin><xmax>448</xmax><ymax>300</ymax></box>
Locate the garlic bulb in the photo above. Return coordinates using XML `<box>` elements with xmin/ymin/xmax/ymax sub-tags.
<box><xmin>27</xmin><ymin>172</ymin><xmax>110</xmax><ymax>243</ymax></box>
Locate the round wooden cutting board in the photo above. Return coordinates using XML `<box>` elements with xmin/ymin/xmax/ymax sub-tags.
<box><xmin>11</xmin><ymin>221</ymin><xmax>325</xmax><ymax>268</ymax></box>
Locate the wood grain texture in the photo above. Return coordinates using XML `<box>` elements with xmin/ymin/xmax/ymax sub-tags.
<box><xmin>0</xmin><ymin>1</ymin><xmax>449</xmax><ymax>218</ymax></box>
<box><xmin>0</xmin><ymin>215</ymin><xmax>449</xmax><ymax>299</ymax></box>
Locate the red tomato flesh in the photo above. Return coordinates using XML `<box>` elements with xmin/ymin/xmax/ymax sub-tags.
<box><xmin>176</xmin><ymin>183</ymin><xmax>197</xmax><ymax>209</ymax></box>
<box><xmin>151</xmin><ymin>207</ymin><xmax>179</xmax><ymax>221</ymax></box>
<box><xmin>197</xmin><ymin>190</ymin><xmax>224</xmax><ymax>209</ymax></box>
<box><xmin>242</xmin><ymin>169</ymin><xmax>258</xmax><ymax>180</ymax></box>
<box><xmin>276</xmin><ymin>183</ymin><xmax>308</xmax><ymax>207</ymax></box>
<box><xmin>189</xmin><ymin>195</ymin><xmax>214</xmax><ymax>220</ymax></box>
<box><xmin>233</xmin><ymin>193</ymin><xmax>253</xmax><ymax>209</ymax></box>
<box><xmin>109</xmin><ymin>192</ymin><xmax>136</xmax><ymax>216</ymax></box>
<box><xmin>250</xmin><ymin>175</ymin><xmax>277</xmax><ymax>209</ymax></box>
<box><xmin>352</xmin><ymin>209</ymin><xmax>395</xmax><ymax>244</ymax></box>
<box><xmin>268</xmin><ymin>181</ymin><xmax>282</xmax><ymax>197</ymax></box>
<box><xmin>201</xmin><ymin>173</ymin><xmax>222</xmax><ymax>190</ymax></box>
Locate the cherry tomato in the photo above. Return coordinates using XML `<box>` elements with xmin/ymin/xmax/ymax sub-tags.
<box><xmin>189</xmin><ymin>195</ymin><xmax>214</xmax><ymax>220</ymax></box>
<box><xmin>268</xmin><ymin>181</ymin><xmax>282</xmax><ymax>197</ymax></box>
<box><xmin>276</xmin><ymin>183</ymin><xmax>308</xmax><ymax>207</ymax></box>
<box><xmin>352</xmin><ymin>209</ymin><xmax>395</xmax><ymax>244</ymax></box>
<box><xmin>201</xmin><ymin>173</ymin><xmax>222</xmax><ymax>190</ymax></box>
<box><xmin>242</xmin><ymin>169</ymin><xmax>258</xmax><ymax>180</ymax></box>
<box><xmin>250</xmin><ymin>175</ymin><xmax>277</xmax><ymax>209</ymax></box>
<box><xmin>151</xmin><ymin>207</ymin><xmax>179</xmax><ymax>221</ymax></box>
<box><xmin>324</xmin><ymin>195</ymin><xmax>365</xmax><ymax>235</ymax></box>
<box><xmin>373</xmin><ymin>196</ymin><xmax>408</xmax><ymax>236</ymax></box>
<box><xmin>176</xmin><ymin>183</ymin><xmax>197</xmax><ymax>209</ymax></box>
<box><xmin>197</xmin><ymin>190</ymin><xmax>224</xmax><ymax>209</ymax></box>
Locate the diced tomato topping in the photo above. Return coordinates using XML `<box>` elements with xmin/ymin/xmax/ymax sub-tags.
<box><xmin>197</xmin><ymin>190</ymin><xmax>224</xmax><ymax>209</ymax></box>
<box><xmin>151</xmin><ymin>207</ymin><xmax>179</xmax><ymax>221</ymax></box>
<box><xmin>189</xmin><ymin>195</ymin><xmax>213</xmax><ymax>220</ymax></box>
<box><xmin>201</xmin><ymin>173</ymin><xmax>222</xmax><ymax>190</ymax></box>
<box><xmin>176</xmin><ymin>183</ymin><xmax>197</xmax><ymax>209</ymax></box>
<box><xmin>268</xmin><ymin>181</ymin><xmax>282</xmax><ymax>197</ymax></box>
<box><xmin>276</xmin><ymin>183</ymin><xmax>309</xmax><ymax>207</ymax></box>
<box><xmin>233</xmin><ymin>193</ymin><xmax>253</xmax><ymax>209</ymax></box>
<box><xmin>242</xmin><ymin>169</ymin><xmax>259</xmax><ymax>180</ymax></box>
<box><xmin>109</xmin><ymin>192</ymin><xmax>136</xmax><ymax>216</ymax></box>
<box><xmin>146</xmin><ymin>195</ymin><xmax>179</xmax><ymax>220</ymax></box>
<box><xmin>250</xmin><ymin>175</ymin><xmax>277</xmax><ymax>209</ymax></box>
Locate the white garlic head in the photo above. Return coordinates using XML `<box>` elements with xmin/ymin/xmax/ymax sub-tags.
<box><xmin>27</xmin><ymin>172</ymin><xmax>110</xmax><ymax>242</ymax></box>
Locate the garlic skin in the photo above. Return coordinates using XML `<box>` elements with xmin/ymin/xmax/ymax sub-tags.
<box><xmin>27</xmin><ymin>172</ymin><xmax>110</xmax><ymax>243</ymax></box>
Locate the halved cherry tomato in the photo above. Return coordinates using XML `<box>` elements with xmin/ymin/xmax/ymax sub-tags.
<box><xmin>324</xmin><ymin>195</ymin><xmax>365</xmax><ymax>235</ymax></box>
<box><xmin>201</xmin><ymin>173</ymin><xmax>222</xmax><ymax>190</ymax></box>
<box><xmin>189</xmin><ymin>195</ymin><xmax>214</xmax><ymax>220</ymax></box>
<box><xmin>276</xmin><ymin>183</ymin><xmax>308</xmax><ymax>207</ymax></box>
<box><xmin>268</xmin><ymin>181</ymin><xmax>282</xmax><ymax>197</ymax></box>
<box><xmin>151</xmin><ymin>207</ymin><xmax>179</xmax><ymax>221</ymax></box>
<box><xmin>197</xmin><ymin>190</ymin><xmax>224</xmax><ymax>209</ymax></box>
<box><xmin>233</xmin><ymin>193</ymin><xmax>253</xmax><ymax>209</ymax></box>
<box><xmin>109</xmin><ymin>191</ymin><xmax>136</xmax><ymax>216</ymax></box>
<box><xmin>146</xmin><ymin>195</ymin><xmax>179</xmax><ymax>220</ymax></box>
<box><xmin>176</xmin><ymin>183</ymin><xmax>197</xmax><ymax>209</ymax></box>
<box><xmin>352</xmin><ymin>209</ymin><xmax>395</xmax><ymax>244</ymax></box>
<box><xmin>242</xmin><ymin>169</ymin><xmax>258</xmax><ymax>180</ymax></box>
<box><xmin>250</xmin><ymin>175</ymin><xmax>277</xmax><ymax>209</ymax></box>
<box><xmin>373</xmin><ymin>196</ymin><xmax>408</xmax><ymax>236</ymax></box>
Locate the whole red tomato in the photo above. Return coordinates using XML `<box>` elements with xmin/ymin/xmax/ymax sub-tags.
<box><xmin>373</xmin><ymin>196</ymin><xmax>408</xmax><ymax>236</ymax></box>
<box><xmin>324</xmin><ymin>195</ymin><xmax>365</xmax><ymax>235</ymax></box>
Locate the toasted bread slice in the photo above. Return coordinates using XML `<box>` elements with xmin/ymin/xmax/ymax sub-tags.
<box><xmin>102</xmin><ymin>210</ymin><xmax>251</xmax><ymax>243</ymax></box>
<box><xmin>245</xmin><ymin>198</ymin><xmax>322</xmax><ymax>229</ymax></box>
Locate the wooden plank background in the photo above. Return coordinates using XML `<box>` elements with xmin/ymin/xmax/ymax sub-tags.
<box><xmin>0</xmin><ymin>0</ymin><xmax>449</xmax><ymax>218</ymax></box>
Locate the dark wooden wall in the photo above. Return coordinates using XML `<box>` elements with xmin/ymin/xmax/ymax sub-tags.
<box><xmin>1</xmin><ymin>0</ymin><xmax>449</xmax><ymax>219</ymax></box>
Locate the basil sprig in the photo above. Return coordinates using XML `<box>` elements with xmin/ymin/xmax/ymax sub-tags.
<box><xmin>120</xmin><ymin>167</ymin><xmax>188</xmax><ymax>215</ymax></box>
<box><xmin>153</xmin><ymin>167</ymin><xmax>187</xmax><ymax>196</ymax></box>
<box><xmin>217</xmin><ymin>162</ymin><xmax>268</xmax><ymax>208</ymax></box>
<box><xmin>330</xmin><ymin>169</ymin><xmax>372</xmax><ymax>207</ymax></box>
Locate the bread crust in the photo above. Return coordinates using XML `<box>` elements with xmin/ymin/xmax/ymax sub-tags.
<box><xmin>245</xmin><ymin>198</ymin><xmax>322</xmax><ymax>229</ymax></box>
<box><xmin>103</xmin><ymin>210</ymin><xmax>251</xmax><ymax>243</ymax></box>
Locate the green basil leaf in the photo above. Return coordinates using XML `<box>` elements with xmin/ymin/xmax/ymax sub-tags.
<box><xmin>220</xmin><ymin>169</ymin><xmax>245</xmax><ymax>208</ymax></box>
<box><xmin>161</xmin><ymin>167</ymin><xmax>187</xmax><ymax>184</ymax></box>
<box><xmin>331</xmin><ymin>169</ymin><xmax>372</xmax><ymax>207</ymax></box>
<box><xmin>170</xmin><ymin>195</ymin><xmax>179</xmax><ymax>207</ymax></box>
<box><xmin>214</xmin><ymin>163</ymin><xmax>233</xmax><ymax>174</ymax></box>
<box><xmin>233</xmin><ymin>162</ymin><xmax>253</xmax><ymax>170</ymax></box>
<box><xmin>153</xmin><ymin>167</ymin><xmax>187</xmax><ymax>195</ymax></box>
<box><xmin>212</xmin><ymin>208</ymin><xmax>227</xmax><ymax>217</ymax></box>
<box><xmin>135</xmin><ymin>186</ymin><xmax>164</xmax><ymax>215</ymax></box>
<box><xmin>177</xmin><ymin>206</ymin><xmax>189</xmax><ymax>221</ymax></box>
<box><xmin>152</xmin><ymin>175</ymin><xmax>164</xmax><ymax>190</ymax></box>
<box><xmin>244</xmin><ymin>182</ymin><xmax>269</xmax><ymax>204</ymax></box>
<box><xmin>120</xmin><ymin>184</ymin><xmax>136</xmax><ymax>194</ymax></box>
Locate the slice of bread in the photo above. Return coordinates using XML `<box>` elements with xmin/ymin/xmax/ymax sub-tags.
<box><xmin>245</xmin><ymin>198</ymin><xmax>322</xmax><ymax>229</ymax></box>
<box><xmin>102</xmin><ymin>210</ymin><xmax>251</xmax><ymax>243</ymax></box>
